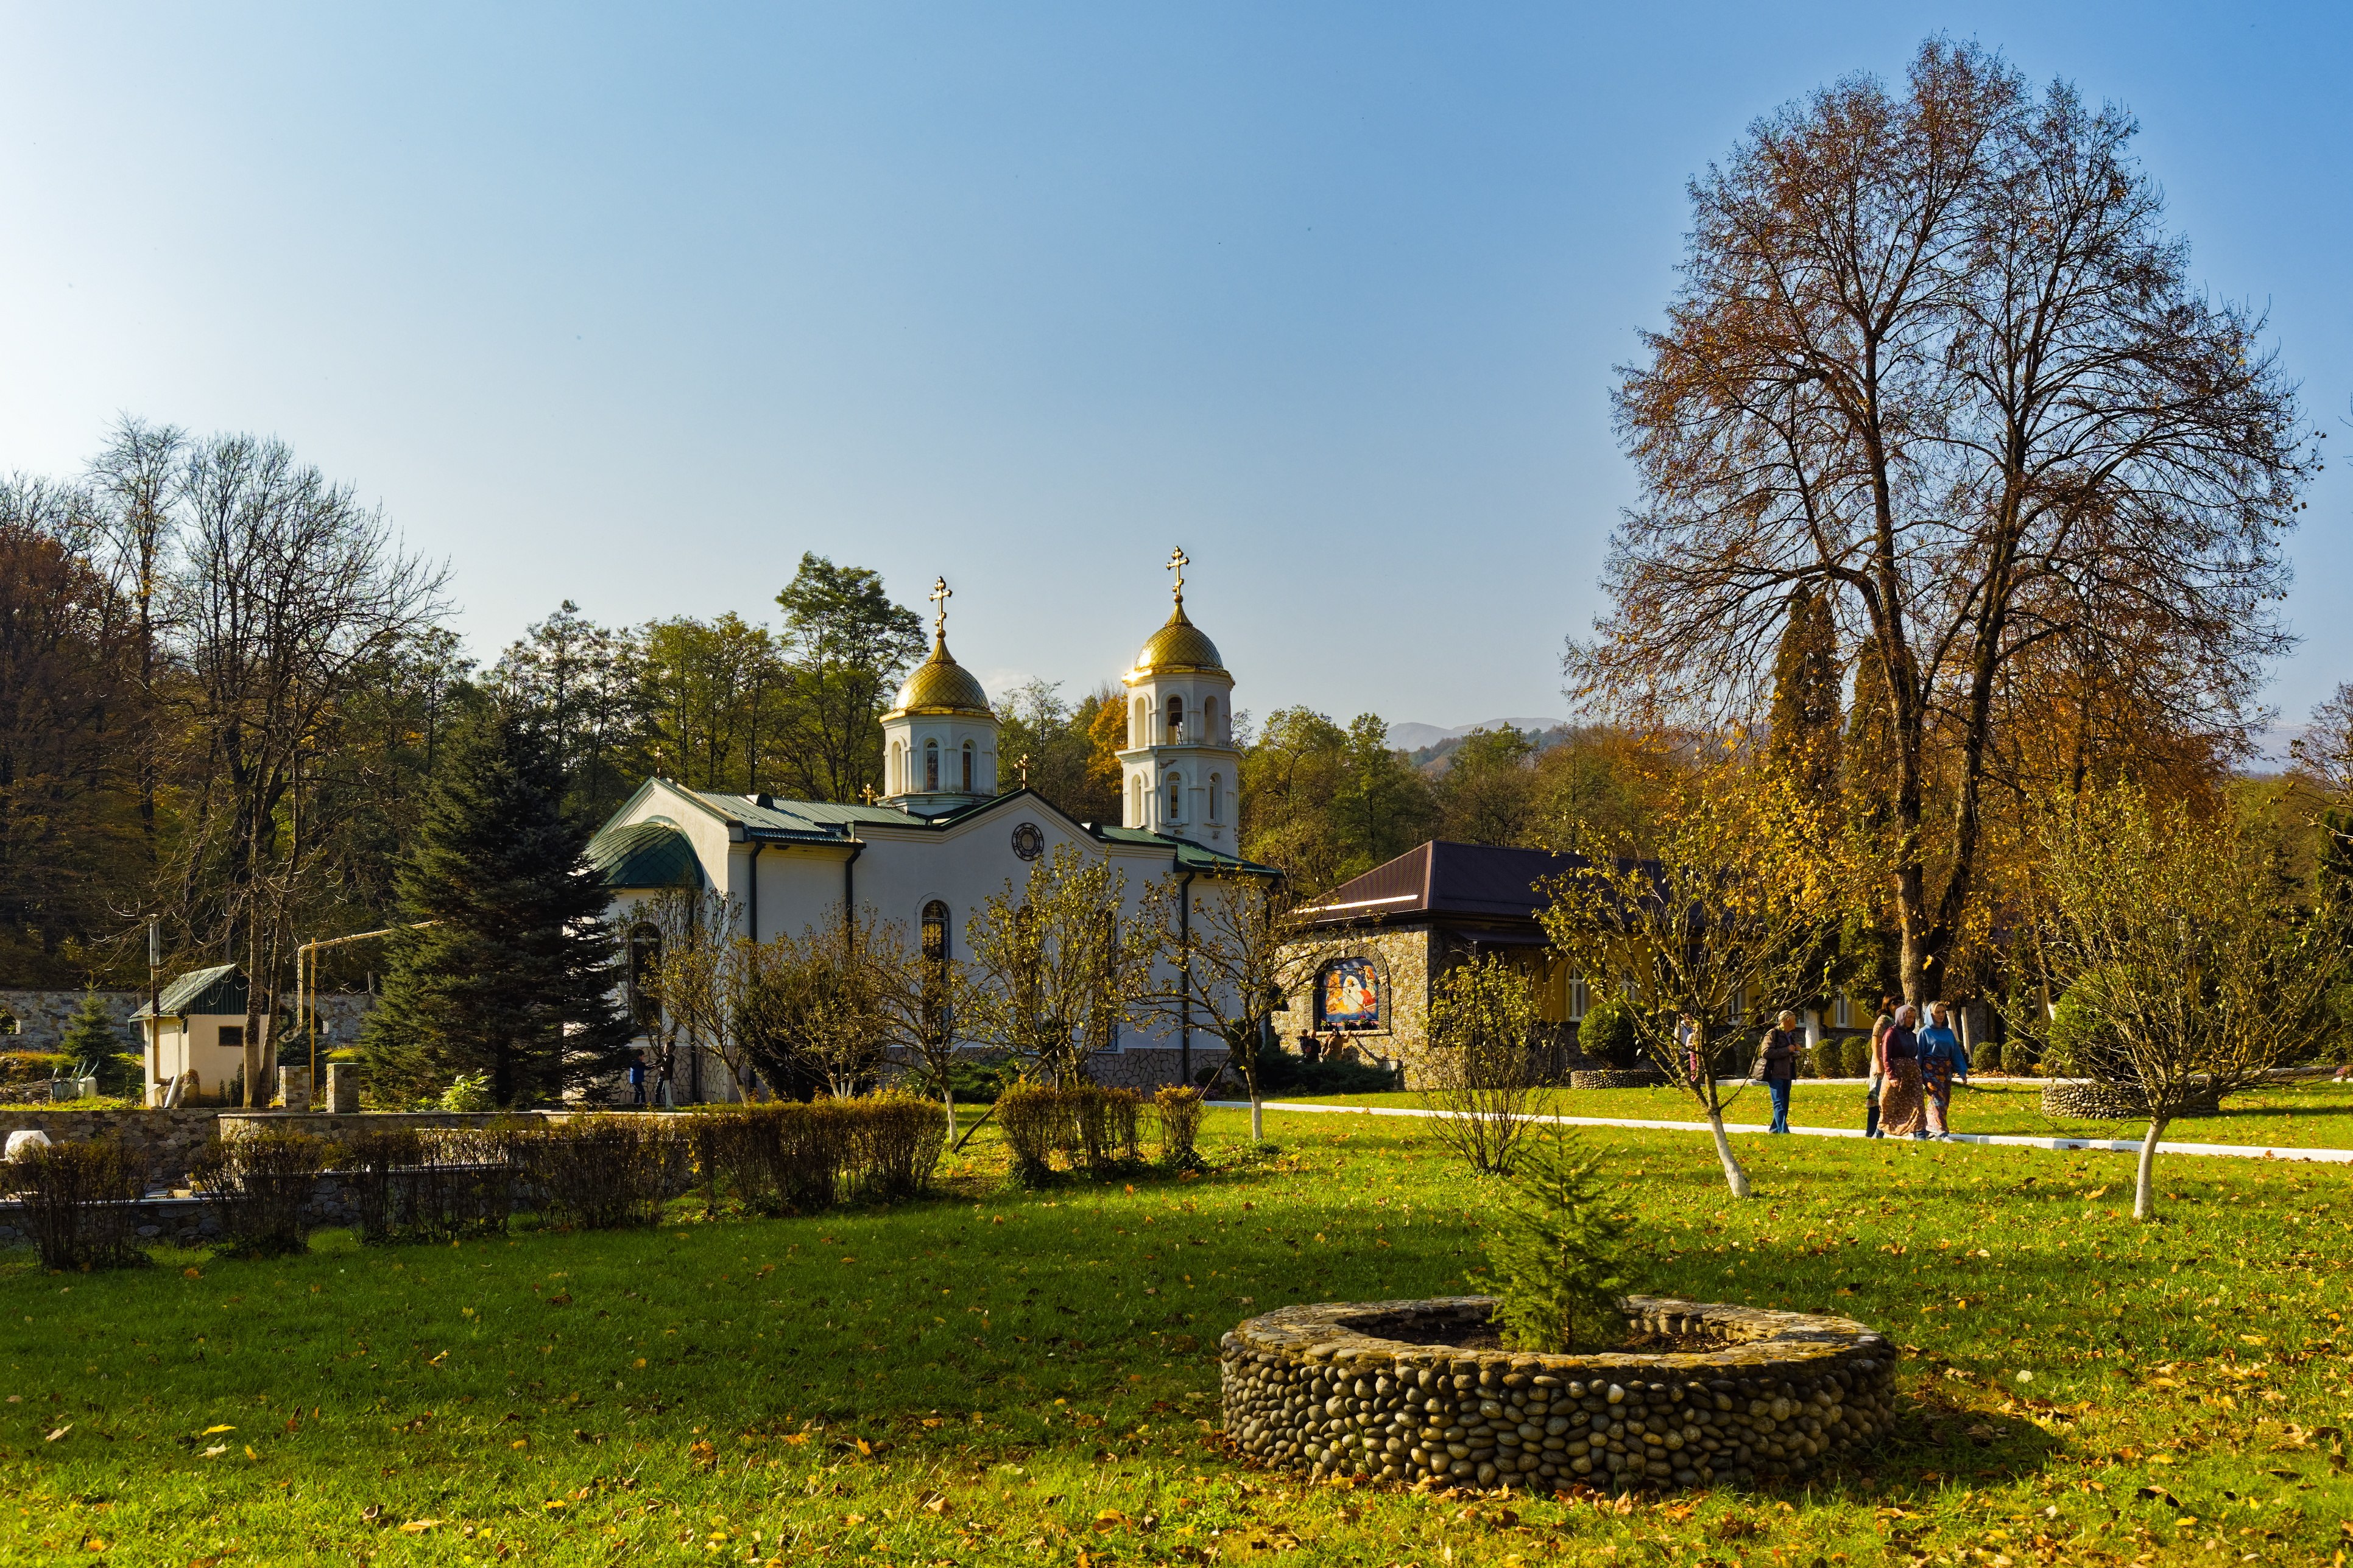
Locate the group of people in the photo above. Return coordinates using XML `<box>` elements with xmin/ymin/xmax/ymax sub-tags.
<box><xmin>1751</xmin><ymin>997</ymin><xmax>1972</xmax><ymax>1140</ymax></box>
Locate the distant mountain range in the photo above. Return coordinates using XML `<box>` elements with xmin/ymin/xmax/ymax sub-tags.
<box><xmin>1388</xmin><ymin>718</ymin><xmax>1567</xmax><ymax>751</ymax></box>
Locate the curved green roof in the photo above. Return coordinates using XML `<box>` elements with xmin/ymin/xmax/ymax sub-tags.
<box><xmin>590</xmin><ymin>820</ymin><xmax>707</xmax><ymax>890</ymax></box>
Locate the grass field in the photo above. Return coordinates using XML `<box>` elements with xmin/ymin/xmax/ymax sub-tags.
<box><xmin>5</xmin><ymin>1106</ymin><xmax>2353</xmax><ymax>1566</ymax></box>
<box><xmin>1280</xmin><ymin>1078</ymin><xmax>2353</xmax><ymax>1150</ymax></box>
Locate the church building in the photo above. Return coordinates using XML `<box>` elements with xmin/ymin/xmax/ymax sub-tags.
<box><xmin>590</xmin><ymin>551</ymin><xmax>1275</xmax><ymax>1098</ymax></box>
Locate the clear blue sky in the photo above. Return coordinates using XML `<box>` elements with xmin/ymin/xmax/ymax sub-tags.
<box><xmin>2</xmin><ymin>3</ymin><xmax>2346</xmax><ymax>736</ymax></box>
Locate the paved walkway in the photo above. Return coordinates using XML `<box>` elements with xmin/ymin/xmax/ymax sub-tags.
<box><xmin>1205</xmin><ymin>1098</ymin><xmax>2353</xmax><ymax>1165</ymax></box>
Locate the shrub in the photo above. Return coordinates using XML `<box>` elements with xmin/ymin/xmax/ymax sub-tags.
<box><xmin>513</xmin><ymin>1116</ymin><xmax>686</xmax><ymax>1229</ymax></box>
<box><xmin>900</xmin><ymin>1054</ymin><xmax>1017</xmax><ymax>1105</ymax></box>
<box><xmin>1806</xmin><ymin>1036</ymin><xmax>1843</xmax><ymax>1078</ymax></box>
<box><xmin>1484</xmin><ymin>1127</ymin><xmax>1631</xmax><ymax>1354</ymax></box>
<box><xmin>1254</xmin><ymin>1052</ymin><xmax>1402</xmax><ymax>1095</ymax></box>
<box><xmin>1072</xmin><ymin>1086</ymin><xmax>1142</xmax><ymax>1174</ymax></box>
<box><xmin>997</xmin><ymin>1083</ymin><xmax>1065</xmax><ymax>1186</ymax></box>
<box><xmin>343</xmin><ymin>1126</ymin><xmax>517</xmax><ymax>1244</ymax></box>
<box><xmin>7</xmin><ymin>1137</ymin><xmax>148</xmax><ymax>1271</ymax></box>
<box><xmin>1154</xmin><ymin>1086</ymin><xmax>1206</xmax><ymax>1169</ymax></box>
<box><xmin>854</xmin><ymin>1094</ymin><xmax>947</xmax><ymax>1198</ymax></box>
<box><xmin>1975</xmin><ymin>1036</ymin><xmax>2005</xmax><ymax>1072</ymax></box>
<box><xmin>191</xmin><ymin>1131</ymin><xmax>334</xmax><ymax>1257</ymax></box>
<box><xmin>440</xmin><ymin>1072</ymin><xmax>495</xmax><ymax>1113</ymax></box>
<box><xmin>1838</xmin><ymin>1035</ymin><xmax>1872</xmax><ymax>1078</ymax></box>
<box><xmin>1572</xmin><ymin>989</ymin><xmax>1640</xmax><ymax>1069</ymax></box>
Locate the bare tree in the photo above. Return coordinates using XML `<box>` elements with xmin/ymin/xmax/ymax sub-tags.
<box><xmin>88</xmin><ymin>416</ymin><xmax>186</xmax><ymax>866</ymax></box>
<box><xmin>2020</xmin><ymin>789</ymin><xmax>2344</xmax><ymax>1221</ymax></box>
<box><xmin>1578</xmin><ymin>39</ymin><xmax>2313</xmax><ymax>1008</ymax></box>
<box><xmin>737</xmin><ymin>910</ymin><xmax>891</xmax><ymax>1099</ymax></box>
<box><xmin>1418</xmin><ymin>953</ymin><xmax>1545</xmax><ymax>1176</ymax></box>
<box><xmin>165</xmin><ymin>434</ymin><xmax>446</xmax><ymax>1101</ymax></box>
<box><xmin>961</xmin><ymin>843</ymin><xmax>1157</xmax><ymax>1086</ymax></box>
<box><xmin>1140</xmin><ymin>871</ymin><xmax>1306</xmax><ymax>1143</ymax></box>
<box><xmin>867</xmin><ymin>904</ymin><xmax>970</xmax><ymax>1139</ymax></box>
<box><xmin>1537</xmin><ymin>752</ymin><xmax>1846</xmax><ymax>1198</ymax></box>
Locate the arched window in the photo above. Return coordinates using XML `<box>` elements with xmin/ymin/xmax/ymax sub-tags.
<box><xmin>1208</xmin><ymin>773</ymin><xmax>1222</xmax><ymax>822</ymax></box>
<box><xmin>1131</xmin><ymin>775</ymin><xmax>1143</xmax><ymax>824</ymax></box>
<box><xmin>1132</xmin><ymin>697</ymin><xmax>1146</xmax><ymax>747</ymax></box>
<box><xmin>1203</xmin><ymin>695</ymin><xmax>1219</xmax><ymax>741</ymax></box>
<box><xmin>627</xmin><ymin>924</ymin><xmax>663</xmax><ymax>1030</ymax></box>
<box><xmin>961</xmin><ymin>740</ymin><xmax>975</xmax><ymax>793</ymax></box>
<box><xmin>924</xmin><ymin>739</ymin><xmax>940</xmax><ymax>792</ymax></box>
<box><xmin>888</xmin><ymin>740</ymin><xmax>900</xmax><ymax>794</ymax></box>
<box><xmin>1167</xmin><ymin>694</ymin><xmax>1185</xmax><ymax>742</ymax></box>
<box><xmin>920</xmin><ymin>899</ymin><xmax>951</xmax><ymax>1041</ymax></box>
<box><xmin>1166</xmin><ymin>772</ymin><xmax>1182</xmax><ymax>820</ymax></box>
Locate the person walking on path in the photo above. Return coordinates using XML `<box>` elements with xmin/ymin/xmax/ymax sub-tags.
<box><xmin>1864</xmin><ymin>996</ymin><xmax>1897</xmax><ymax>1137</ymax></box>
<box><xmin>628</xmin><ymin>1051</ymin><xmax>649</xmax><ymax>1108</ymax></box>
<box><xmin>1757</xmin><ymin>1011</ymin><xmax>1804</xmax><ymax>1133</ymax></box>
<box><xmin>1879</xmin><ymin>1004</ymin><xmax>1927</xmax><ymax>1138</ymax></box>
<box><xmin>1917</xmin><ymin>1002</ymin><xmax>1970</xmax><ymax>1140</ymax></box>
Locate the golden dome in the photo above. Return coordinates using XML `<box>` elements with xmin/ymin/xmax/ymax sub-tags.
<box><xmin>887</xmin><ymin>635</ymin><xmax>993</xmax><ymax>717</ymax></box>
<box><xmin>1130</xmin><ymin>602</ymin><xmax>1227</xmax><ymax>678</ymax></box>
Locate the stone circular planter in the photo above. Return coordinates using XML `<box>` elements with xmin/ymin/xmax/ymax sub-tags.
<box><xmin>1220</xmin><ymin>1295</ymin><xmax>1896</xmax><ymax>1492</ymax></box>
<box><xmin>2039</xmin><ymin>1081</ymin><xmax>2221</xmax><ymax>1120</ymax></box>
<box><xmin>1568</xmin><ymin>1069</ymin><xmax>1663</xmax><ymax>1089</ymax></box>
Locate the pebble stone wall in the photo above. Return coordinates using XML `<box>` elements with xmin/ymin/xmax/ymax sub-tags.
<box><xmin>2039</xmin><ymin>1081</ymin><xmax>2223</xmax><ymax>1120</ymax></box>
<box><xmin>1221</xmin><ymin>1295</ymin><xmax>1897</xmax><ymax>1493</ymax></box>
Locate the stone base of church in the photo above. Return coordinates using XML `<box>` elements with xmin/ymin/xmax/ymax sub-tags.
<box><xmin>1087</xmin><ymin>1047</ymin><xmax>1228</xmax><ymax>1092</ymax></box>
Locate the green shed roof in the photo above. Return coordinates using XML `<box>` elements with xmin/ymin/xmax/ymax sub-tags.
<box><xmin>131</xmin><ymin>963</ymin><xmax>249</xmax><ymax>1021</ymax></box>
<box><xmin>589</xmin><ymin>820</ymin><xmax>708</xmax><ymax>890</ymax></box>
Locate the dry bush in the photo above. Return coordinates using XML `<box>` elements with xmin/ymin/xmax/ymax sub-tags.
<box><xmin>853</xmin><ymin>1094</ymin><xmax>946</xmax><ymax>1198</ymax></box>
<box><xmin>343</xmin><ymin>1126</ymin><xmax>518</xmax><ymax>1244</ymax></box>
<box><xmin>191</xmin><ymin>1131</ymin><xmax>334</xmax><ymax>1257</ymax></box>
<box><xmin>513</xmin><ymin>1116</ymin><xmax>686</xmax><ymax>1230</ymax></box>
<box><xmin>997</xmin><ymin>1083</ymin><xmax>1064</xmax><ymax>1186</ymax></box>
<box><xmin>7</xmin><ymin>1137</ymin><xmax>148</xmax><ymax>1270</ymax></box>
<box><xmin>1154</xmin><ymin>1086</ymin><xmax>1206</xmax><ymax>1170</ymax></box>
<box><xmin>1073</xmin><ymin>1086</ymin><xmax>1142</xmax><ymax>1174</ymax></box>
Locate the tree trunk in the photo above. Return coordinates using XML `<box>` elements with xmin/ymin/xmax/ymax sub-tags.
<box><xmin>942</xmin><ymin>1086</ymin><xmax>957</xmax><ymax>1143</ymax></box>
<box><xmin>1249</xmin><ymin>1081</ymin><xmax>1265</xmax><ymax>1144</ymax></box>
<box><xmin>1706</xmin><ymin>1111</ymin><xmax>1752</xmax><ymax>1199</ymax></box>
<box><xmin>2133</xmin><ymin>1117</ymin><xmax>2169</xmax><ymax>1222</ymax></box>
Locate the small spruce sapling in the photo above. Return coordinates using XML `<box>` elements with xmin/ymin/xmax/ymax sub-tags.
<box><xmin>1485</xmin><ymin>1129</ymin><xmax>1632</xmax><ymax>1354</ymax></box>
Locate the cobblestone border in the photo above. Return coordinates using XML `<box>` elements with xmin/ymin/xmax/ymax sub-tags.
<box><xmin>1220</xmin><ymin>1295</ymin><xmax>1896</xmax><ymax>1492</ymax></box>
<box><xmin>2039</xmin><ymin>1081</ymin><xmax>2221</xmax><ymax>1119</ymax></box>
<box><xmin>1567</xmin><ymin>1070</ymin><xmax>1663</xmax><ymax>1089</ymax></box>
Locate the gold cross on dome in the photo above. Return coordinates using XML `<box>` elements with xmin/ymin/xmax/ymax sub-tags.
<box><xmin>929</xmin><ymin>577</ymin><xmax>951</xmax><ymax>637</ymax></box>
<box><xmin>1166</xmin><ymin>546</ymin><xmax>1189</xmax><ymax>603</ymax></box>
<box><xmin>1015</xmin><ymin>753</ymin><xmax>1031</xmax><ymax>786</ymax></box>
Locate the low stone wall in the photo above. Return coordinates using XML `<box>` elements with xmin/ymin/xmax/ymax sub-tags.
<box><xmin>0</xmin><ymin>989</ymin><xmax>373</xmax><ymax>1053</ymax></box>
<box><xmin>1568</xmin><ymin>1069</ymin><xmax>1663</xmax><ymax>1089</ymax></box>
<box><xmin>2040</xmin><ymin>1081</ymin><xmax>2223</xmax><ymax>1120</ymax></box>
<box><xmin>0</xmin><ymin>1175</ymin><xmax>370</xmax><ymax>1250</ymax></box>
<box><xmin>1221</xmin><ymin>1295</ymin><xmax>1897</xmax><ymax>1493</ymax></box>
<box><xmin>0</xmin><ymin>1108</ymin><xmax>224</xmax><ymax>1186</ymax></box>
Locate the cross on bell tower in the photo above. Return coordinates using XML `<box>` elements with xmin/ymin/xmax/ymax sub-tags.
<box><xmin>929</xmin><ymin>576</ymin><xmax>952</xmax><ymax>638</ymax></box>
<box><xmin>1165</xmin><ymin>546</ymin><xmax>1188</xmax><ymax>606</ymax></box>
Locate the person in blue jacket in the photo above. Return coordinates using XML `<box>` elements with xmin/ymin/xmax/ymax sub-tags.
<box><xmin>1916</xmin><ymin>1001</ymin><xmax>1970</xmax><ymax>1141</ymax></box>
<box><xmin>1755</xmin><ymin>1010</ymin><xmax>1804</xmax><ymax>1133</ymax></box>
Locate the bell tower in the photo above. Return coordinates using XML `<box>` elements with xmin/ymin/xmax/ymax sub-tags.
<box><xmin>1116</xmin><ymin>547</ymin><xmax>1240</xmax><ymax>847</ymax></box>
<box><xmin>879</xmin><ymin>577</ymin><xmax>1000</xmax><ymax>814</ymax></box>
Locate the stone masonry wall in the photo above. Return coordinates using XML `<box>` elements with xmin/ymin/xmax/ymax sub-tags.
<box><xmin>0</xmin><ymin>990</ymin><xmax>373</xmax><ymax>1055</ymax></box>
<box><xmin>1222</xmin><ymin>1295</ymin><xmax>1897</xmax><ymax>1493</ymax></box>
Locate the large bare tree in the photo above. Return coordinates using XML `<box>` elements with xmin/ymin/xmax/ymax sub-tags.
<box><xmin>1575</xmin><ymin>39</ymin><xmax>2312</xmax><ymax>1005</ymax></box>
<box><xmin>167</xmin><ymin>434</ymin><xmax>445</xmax><ymax>1100</ymax></box>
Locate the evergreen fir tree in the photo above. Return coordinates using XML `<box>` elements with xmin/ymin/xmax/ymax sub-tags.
<box><xmin>361</xmin><ymin>699</ymin><xmax>633</xmax><ymax>1107</ymax></box>
<box><xmin>1767</xmin><ymin>587</ymin><xmax>1842</xmax><ymax>804</ymax></box>
<box><xmin>1486</xmin><ymin>1128</ymin><xmax>1631</xmax><ymax>1353</ymax></box>
<box><xmin>60</xmin><ymin>989</ymin><xmax>132</xmax><ymax>1090</ymax></box>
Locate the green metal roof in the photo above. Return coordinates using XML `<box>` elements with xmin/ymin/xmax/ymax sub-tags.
<box><xmin>132</xmin><ymin>963</ymin><xmax>247</xmax><ymax>1021</ymax></box>
<box><xmin>1092</xmin><ymin>824</ymin><xmax>1280</xmax><ymax>876</ymax></box>
<box><xmin>589</xmin><ymin>820</ymin><xmax>708</xmax><ymax>889</ymax></box>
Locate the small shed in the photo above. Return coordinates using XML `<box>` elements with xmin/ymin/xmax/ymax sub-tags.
<box><xmin>132</xmin><ymin>965</ymin><xmax>272</xmax><ymax>1106</ymax></box>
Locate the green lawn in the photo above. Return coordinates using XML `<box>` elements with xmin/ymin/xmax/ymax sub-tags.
<box><xmin>1279</xmin><ymin>1078</ymin><xmax>2353</xmax><ymax>1149</ymax></box>
<box><xmin>5</xmin><ymin>1107</ymin><xmax>2353</xmax><ymax>1565</ymax></box>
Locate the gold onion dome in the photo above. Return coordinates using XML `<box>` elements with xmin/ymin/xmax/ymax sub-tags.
<box><xmin>887</xmin><ymin>633</ymin><xmax>993</xmax><ymax>717</ymax></box>
<box><xmin>1132</xmin><ymin>602</ymin><xmax>1226</xmax><ymax>677</ymax></box>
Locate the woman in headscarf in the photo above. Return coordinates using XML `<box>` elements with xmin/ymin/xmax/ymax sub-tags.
<box><xmin>1878</xmin><ymin>1004</ymin><xmax>1927</xmax><ymax>1139</ymax></box>
<box><xmin>1864</xmin><ymin>994</ymin><xmax>1897</xmax><ymax>1138</ymax></box>
<box><xmin>1916</xmin><ymin>1000</ymin><xmax>1970</xmax><ymax>1140</ymax></box>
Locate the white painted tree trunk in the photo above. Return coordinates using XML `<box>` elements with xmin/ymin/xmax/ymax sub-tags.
<box><xmin>944</xmin><ymin>1088</ymin><xmax>958</xmax><ymax>1143</ymax></box>
<box><xmin>1707</xmin><ymin>1111</ymin><xmax>1752</xmax><ymax>1198</ymax></box>
<box><xmin>2134</xmin><ymin>1117</ymin><xmax>2168</xmax><ymax>1222</ymax></box>
<box><xmin>1250</xmin><ymin>1086</ymin><xmax>1265</xmax><ymax>1144</ymax></box>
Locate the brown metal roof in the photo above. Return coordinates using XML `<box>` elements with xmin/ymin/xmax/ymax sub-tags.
<box><xmin>1296</xmin><ymin>840</ymin><xmax>1592</xmax><ymax>927</ymax></box>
